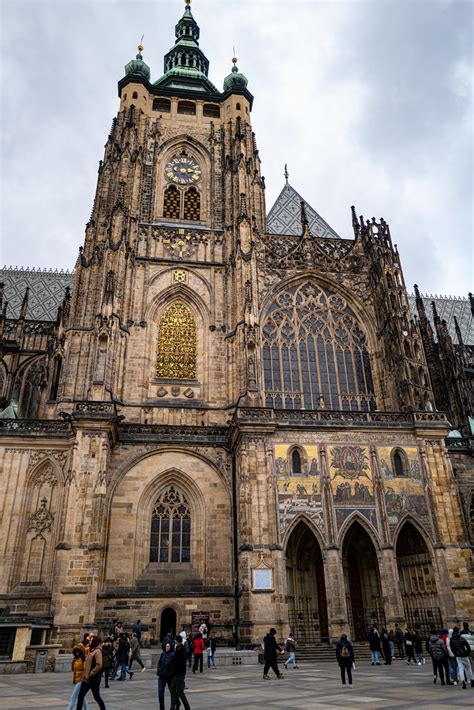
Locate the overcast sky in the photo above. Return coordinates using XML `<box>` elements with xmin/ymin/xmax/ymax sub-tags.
<box><xmin>0</xmin><ymin>0</ymin><xmax>472</xmax><ymax>296</ymax></box>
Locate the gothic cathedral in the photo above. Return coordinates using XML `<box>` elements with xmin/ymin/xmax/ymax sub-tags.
<box><xmin>0</xmin><ymin>1</ymin><xmax>472</xmax><ymax>656</ymax></box>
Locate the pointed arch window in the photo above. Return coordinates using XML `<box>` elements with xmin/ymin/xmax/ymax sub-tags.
<box><xmin>262</xmin><ymin>282</ymin><xmax>376</xmax><ymax>411</ymax></box>
<box><xmin>156</xmin><ymin>302</ymin><xmax>197</xmax><ymax>380</ymax></box>
<box><xmin>291</xmin><ymin>449</ymin><xmax>302</xmax><ymax>474</ymax></box>
<box><xmin>183</xmin><ymin>187</ymin><xmax>200</xmax><ymax>221</ymax></box>
<box><xmin>163</xmin><ymin>185</ymin><xmax>180</xmax><ymax>219</ymax></box>
<box><xmin>391</xmin><ymin>448</ymin><xmax>408</xmax><ymax>477</ymax></box>
<box><xmin>150</xmin><ymin>486</ymin><xmax>191</xmax><ymax>563</ymax></box>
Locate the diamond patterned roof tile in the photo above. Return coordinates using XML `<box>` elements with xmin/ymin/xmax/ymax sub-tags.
<box><xmin>408</xmin><ymin>294</ymin><xmax>473</xmax><ymax>345</ymax></box>
<box><xmin>0</xmin><ymin>267</ymin><xmax>73</xmax><ymax>321</ymax></box>
<box><xmin>267</xmin><ymin>183</ymin><xmax>341</xmax><ymax>239</ymax></box>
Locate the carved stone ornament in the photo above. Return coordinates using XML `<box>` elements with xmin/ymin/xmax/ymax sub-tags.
<box><xmin>29</xmin><ymin>449</ymin><xmax>68</xmax><ymax>470</ymax></box>
<box><xmin>32</xmin><ymin>464</ymin><xmax>57</xmax><ymax>488</ymax></box>
<box><xmin>27</xmin><ymin>498</ymin><xmax>54</xmax><ymax>534</ymax></box>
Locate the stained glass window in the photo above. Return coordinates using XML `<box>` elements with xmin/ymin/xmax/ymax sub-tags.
<box><xmin>262</xmin><ymin>282</ymin><xmax>376</xmax><ymax>411</ymax></box>
<box><xmin>150</xmin><ymin>486</ymin><xmax>190</xmax><ymax>563</ymax></box>
<box><xmin>183</xmin><ymin>187</ymin><xmax>200</xmax><ymax>221</ymax></box>
<box><xmin>156</xmin><ymin>302</ymin><xmax>197</xmax><ymax>380</ymax></box>
<box><xmin>163</xmin><ymin>185</ymin><xmax>180</xmax><ymax>219</ymax></box>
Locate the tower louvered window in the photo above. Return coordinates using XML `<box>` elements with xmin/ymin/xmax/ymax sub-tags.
<box><xmin>156</xmin><ymin>302</ymin><xmax>197</xmax><ymax>380</ymax></box>
<box><xmin>262</xmin><ymin>282</ymin><xmax>376</xmax><ymax>411</ymax></box>
<box><xmin>163</xmin><ymin>185</ymin><xmax>180</xmax><ymax>219</ymax></box>
<box><xmin>183</xmin><ymin>187</ymin><xmax>200</xmax><ymax>221</ymax></box>
<box><xmin>150</xmin><ymin>486</ymin><xmax>191</xmax><ymax>563</ymax></box>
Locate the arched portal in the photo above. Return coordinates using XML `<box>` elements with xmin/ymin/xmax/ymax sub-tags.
<box><xmin>396</xmin><ymin>521</ymin><xmax>442</xmax><ymax>631</ymax></box>
<box><xmin>342</xmin><ymin>521</ymin><xmax>384</xmax><ymax>640</ymax></box>
<box><xmin>285</xmin><ymin>521</ymin><xmax>329</xmax><ymax>642</ymax></box>
<box><xmin>160</xmin><ymin>607</ymin><xmax>177</xmax><ymax>641</ymax></box>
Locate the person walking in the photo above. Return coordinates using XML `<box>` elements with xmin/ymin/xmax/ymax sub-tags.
<box><xmin>381</xmin><ymin>628</ymin><xmax>392</xmax><ymax>665</ymax></box>
<box><xmin>67</xmin><ymin>645</ymin><xmax>89</xmax><ymax>710</ymax></box>
<box><xmin>192</xmin><ymin>632</ymin><xmax>205</xmax><ymax>673</ymax></box>
<box><xmin>132</xmin><ymin>620</ymin><xmax>142</xmax><ymax>645</ymax></box>
<box><xmin>162</xmin><ymin>631</ymin><xmax>175</xmax><ymax>652</ymax></box>
<box><xmin>450</xmin><ymin>626</ymin><xmax>473</xmax><ymax>689</ymax></box>
<box><xmin>426</xmin><ymin>629</ymin><xmax>440</xmax><ymax>683</ymax></box>
<box><xmin>100</xmin><ymin>637</ymin><xmax>113</xmax><ymax>689</ymax></box>
<box><xmin>413</xmin><ymin>626</ymin><xmax>425</xmax><ymax>666</ymax></box>
<box><xmin>170</xmin><ymin>636</ymin><xmax>190</xmax><ymax>710</ymax></box>
<box><xmin>157</xmin><ymin>641</ymin><xmax>176</xmax><ymax>710</ymax></box>
<box><xmin>460</xmin><ymin>622</ymin><xmax>471</xmax><ymax>636</ymax></box>
<box><xmin>186</xmin><ymin>633</ymin><xmax>193</xmax><ymax>669</ymax></box>
<box><xmin>129</xmin><ymin>633</ymin><xmax>146</xmax><ymax>673</ymax></box>
<box><xmin>388</xmin><ymin>628</ymin><xmax>395</xmax><ymax>660</ymax></box>
<box><xmin>428</xmin><ymin>629</ymin><xmax>447</xmax><ymax>685</ymax></box>
<box><xmin>283</xmin><ymin>633</ymin><xmax>298</xmax><ymax>670</ymax></box>
<box><xmin>445</xmin><ymin>629</ymin><xmax>458</xmax><ymax>685</ymax></box>
<box><xmin>115</xmin><ymin>633</ymin><xmax>133</xmax><ymax>681</ymax></box>
<box><xmin>76</xmin><ymin>636</ymin><xmax>106</xmax><ymax>710</ymax></box>
<box><xmin>207</xmin><ymin>636</ymin><xmax>217</xmax><ymax>669</ymax></box>
<box><xmin>394</xmin><ymin>624</ymin><xmax>405</xmax><ymax>659</ymax></box>
<box><xmin>405</xmin><ymin>628</ymin><xmax>416</xmax><ymax>664</ymax></box>
<box><xmin>336</xmin><ymin>633</ymin><xmax>355</xmax><ymax>688</ymax></box>
<box><xmin>262</xmin><ymin>628</ymin><xmax>283</xmax><ymax>680</ymax></box>
<box><xmin>368</xmin><ymin>624</ymin><xmax>381</xmax><ymax>665</ymax></box>
<box><xmin>79</xmin><ymin>633</ymin><xmax>91</xmax><ymax>658</ymax></box>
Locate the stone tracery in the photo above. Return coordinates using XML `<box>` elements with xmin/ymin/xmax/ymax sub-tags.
<box><xmin>262</xmin><ymin>282</ymin><xmax>376</xmax><ymax>411</ymax></box>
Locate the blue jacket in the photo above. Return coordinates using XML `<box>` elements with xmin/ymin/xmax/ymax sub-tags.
<box><xmin>157</xmin><ymin>650</ymin><xmax>175</xmax><ymax>680</ymax></box>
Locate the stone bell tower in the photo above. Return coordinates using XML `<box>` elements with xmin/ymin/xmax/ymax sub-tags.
<box><xmin>57</xmin><ymin>0</ymin><xmax>266</xmax><ymax>418</ymax></box>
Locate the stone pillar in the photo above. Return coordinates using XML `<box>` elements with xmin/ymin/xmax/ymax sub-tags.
<box><xmin>379</xmin><ymin>546</ymin><xmax>405</xmax><ymax>625</ymax></box>
<box><xmin>324</xmin><ymin>546</ymin><xmax>349</xmax><ymax>641</ymax></box>
<box><xmin>51</xmin><ymin>408</ymin><xmax>115</xmax><ymax>641</ymax></box>
<box><xmin>12</xmin><ymin>626</ymin><xmax>31</xmax><ymax>661</ymax></box>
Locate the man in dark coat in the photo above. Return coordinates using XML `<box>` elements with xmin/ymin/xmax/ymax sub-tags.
<box><xmin>170</xmin><ymin>636</ymin><xmax>190</xmax><ymax>710</ymax></box>
<box><xmin>336</xmin><ymin>634</ymin><xmax>355</xmax><ymax>687</ymax></box>
<box><xmin>157</xmin><ymin>641</ymin><xmax>179</xmax><ymax>710</ymax></box>
<box><xmin>263</xmin><ymin>628</ymin><xmax>283</xmax><ymax>680</ymax></box>
<box><xmin>450</xmin><ymin>626</ymin><xmax>473</xmax><ymax>689</ymax></box>
<box><xmin>116</xmin><ymin>633</ymin><xmax>133</xmax><ymax>681</ymax></box>
<box><xmin>368</xmin><ymin>624</ymin><xmax>381</xmax><ymax>665</ymax></box>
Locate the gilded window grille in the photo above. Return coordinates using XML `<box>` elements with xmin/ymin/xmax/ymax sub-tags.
<box><xmin>262</xmin><ymin>282</ymin><xmax>376</xmax><ymax>411</ymax></box>
<box><xmin>183</xmin><ymin>186</ymin><xmax>200</xmax><ymax>221</ymax></box>
<box><xmin>150</xmin><ymin>486</ymin><xmax>191</xmax><ymax>563</ymax></box>
<box><xmin>156</xmin><ymin>301</ymin><xmax>197</xmax><ymax>380</ymax></box>
<box><xmin>163</xmin><ymin>185</ymin><xmax>180</xmax><ymax>219</ymax></box>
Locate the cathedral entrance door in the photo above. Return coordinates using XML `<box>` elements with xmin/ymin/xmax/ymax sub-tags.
<box><xmin>396</xmin><ymin>521</ymin><xmax>442</xmax><ymax>633</ymax></box>
<box><xmin>160</xmin><ymin>607</ymin><xmax>177</xmax><ymax>641</ymax></box>
<box><xmin>342</xmin><ymin>521</ymin><xmax>385</xmax><ymax>641</ymax></box>
<box><xmin>286</xmin><ymin>521</ymin><xmax>329</xmax><ymax>643</ymax></box>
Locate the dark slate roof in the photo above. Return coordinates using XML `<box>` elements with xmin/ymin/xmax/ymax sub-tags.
<box><xmin>267</xmin><ymin>183</ymin><xmax>341</xmax><ymax>239</ymax></box>
<box><xmin>408</xmin><ymin>294</ymin><xmax>473</xmax><ymax>345</ymax></box>
<box><xmin>0</xmin><ymin>267</ymin><xmax>73</xmax><ymax>321</ymax></box>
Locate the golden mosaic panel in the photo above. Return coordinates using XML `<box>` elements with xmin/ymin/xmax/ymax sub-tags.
<box><xmin>156</xmin><ymin>302</ymin><xmax>197</xmax><ymax>380</ymax></box>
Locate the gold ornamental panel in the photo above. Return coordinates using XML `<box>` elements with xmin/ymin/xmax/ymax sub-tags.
<box><xmin>156</xmin><ymin>301</ymin><xmax>197</xmax><ymax>380</ymax></box>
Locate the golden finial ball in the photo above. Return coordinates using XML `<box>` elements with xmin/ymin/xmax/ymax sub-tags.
<box><xmin>232</xmin><ymin>56</ymin><xmax>238</xmax><ymax>64</ymax></box>
<box><xmin>137</xmin><ymin>44</ymin><xmax>144</xmax><ymax>52</ymax></box>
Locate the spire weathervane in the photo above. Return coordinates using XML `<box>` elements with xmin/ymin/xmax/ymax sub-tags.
<box><xmin>284</xmin><ymin>164</ymin><xmax>289</xmax><ymax>185</ymax></box>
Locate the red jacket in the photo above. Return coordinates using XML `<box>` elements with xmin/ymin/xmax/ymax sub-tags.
<box><xmin>192</xmin><ymin>637</ymin><xmax>205</xmax><ymax>655</ymax></box>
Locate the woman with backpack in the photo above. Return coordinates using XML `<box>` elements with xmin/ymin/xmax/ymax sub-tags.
<box><xmin>336</xmin><ymin>633</ymin><xmax>355</xmax><ymax>687</ymax></box>
<box><xmin>428</xmin><ymin>629</ymin><xmax>448</xmax><ymax>685</ymax></box>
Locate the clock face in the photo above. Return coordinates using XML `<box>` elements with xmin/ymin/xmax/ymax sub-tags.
<box><xmin>165</xmin><ymin>155</ymin><xmax>202</xmax><ymax>185</ymax></box>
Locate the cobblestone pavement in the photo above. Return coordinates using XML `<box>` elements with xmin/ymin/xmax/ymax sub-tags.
<box><xmin>0</xmin><ymin>660</ymin><xmax>473</xmax><ymax>709</ymax></box>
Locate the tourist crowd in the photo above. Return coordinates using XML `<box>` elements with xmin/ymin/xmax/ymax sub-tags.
<box><xmin>65</xmin><ymin>618</ymin><xmax>473</xmax><ymax>708</ymax></box>
<box><xmin>66</xmin><ymin>619</ymin><xmax>217</xmax><ymax>709</ymax></box>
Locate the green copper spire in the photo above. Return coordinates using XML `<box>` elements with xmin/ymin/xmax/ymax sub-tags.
<box><xmin>154</xmin><ymin>0</ymin><xmax>219</xmax><ymax>94</ymax></box>
<box><xmin>223</xmin><ymin>55</ymin><xmax>248</xmax><ymax>92</ymax></box>
<box><xmin>125</xmin><ymin>42</ymin><xmax>151</xmax><ymax>81</ymax></box>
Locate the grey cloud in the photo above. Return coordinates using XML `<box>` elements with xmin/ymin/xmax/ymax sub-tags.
<box><xmin>0</xmin><ymin>0</ymin><xmax>471</xmax><ymax>296</ymax></box>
